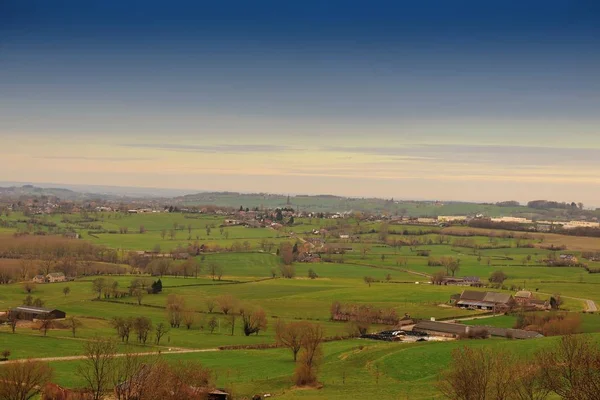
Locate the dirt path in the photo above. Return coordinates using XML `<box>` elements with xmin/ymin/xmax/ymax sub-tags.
<box><xmin>3</xmin><ymin>348</ymin><xmax>219</xmax><ymax>363</ymax></box>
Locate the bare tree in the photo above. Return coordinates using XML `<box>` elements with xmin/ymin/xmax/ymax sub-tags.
<box><xmin>38</xmin><ymin>315</ymin><xmax>55</xmax><ymax>337</ymax></box>
<box><xmin>205</xmin><ymin>297</ymin><xmax>216</xmax><ymax>313</ymax></box>
<box><xmin>8</xmin><ymin>312</ymin><xmax>18</xmax><ymax>333</ymax></box>
<box><xmin>0</xmin><ymin>359</ymin><xmax>53</xmax><ymax>400</ymax></box>
<box><xmin>217</xmin><ymin>294</ymin><xmax>237</xmax><ymax>315</ymax></box>
<box><xmin>241</xmin><ymin>306</ymin><xmax>268</xmax><ymax>336</ymax></box>
<box><xmin>22</xmin><ymin>282</ymin><xmax>36</xmax><ymax>294</ymax></box>
<box><xmin>208</xmin><ymin>316</ymin><xmax>218</xmax><ymax>333</ymax></box>
<box><xmin>438</xmin><ymin>346</ymin><xmax>515</xmax><ymax>400</ymax></box>
<box><xmin>111</xmin><ymin>316</ymin><xmax>134</xmax><ymax>343</ymax></box>
<box><xmin>77</xmin><ymin>338</ymin><xmax>117</xmax><ymax>400</ymax></box>
<box><xmin>112</xmin><ymin>353</ymin><xmax>154</xmax><ymax>400</ymax></box>
<box><xmin>363</xmin><ymin>276</ymin><xmax>375</xmax><ymax>287</ymax></box>
<box><xmin>275</xmin><ymin>319</ymin><xmax>308</xmax><ymax>361</ymax></box>
<box><xmin>166</xmin><ymin>294</ymin><xmax>185</xmax><ymax>328</ymax></box>
<box><xmin>62</xmin><ymin>286</ymin><xmax>71</xmax><ymax>296</ymax></box>
<box><xmin>294</xmin><ymin>323</ymin><xmax>324</xmax><ymax>386</ymax></box>
<box><xmin>92</xmin><ymin>277</ymin><xmax>106</xmax><ymax>299</ymax></box>
<box><xmin>155</xmin><ymin>322</ymin><xmax>170</xmax><ymax>345</ymax></box>
<box><xmin>536</xmin><ymin>335</ymin><xmax>600</xmax><ymax>400</ymax></box>
<box><xmin>133</xmin><ymin>316</ymin><xmax>152</xmax><ymax>344</ymax></box>
<box><xmin>65</xmin><ymin>315</ymin><xmax>82</xmax><ymax>337</ymax></box>
<box><xmin>182</xmin><ymin>310</ymin><xmax>196</xmax><ymax>329</ymax></box>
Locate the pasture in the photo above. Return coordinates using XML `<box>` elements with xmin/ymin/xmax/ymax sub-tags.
<box><xmin>1</xmin><ymin>211</ymin><xmax>600</xmax><ymax>398</ymax></box>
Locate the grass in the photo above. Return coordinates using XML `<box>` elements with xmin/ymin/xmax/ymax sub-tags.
<box><xmin>3</xmin><ymin>212</ymin><xmax>600</xmax><ymax>398</ymax></box>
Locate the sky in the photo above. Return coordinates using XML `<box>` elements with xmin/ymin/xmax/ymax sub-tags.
<box><xmin>1</xmin><ymin>1</ymin><xmax>600</xmax><ymax>205</ymax></box>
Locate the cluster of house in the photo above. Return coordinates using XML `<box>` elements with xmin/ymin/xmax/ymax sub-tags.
<box><xmin>32</xmin><ymin>272</ymin><xmax>67</xmax><ymax>284</ymax></box>
<box><xmin>450</xmin><ymin>290</ymin><xmax>550</xmax><ymax>311</ymax></box>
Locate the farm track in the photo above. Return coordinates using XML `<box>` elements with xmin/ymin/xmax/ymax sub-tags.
<box><xmin>2</xmin><ymin>348</ymin><xmax>220</xmax><ymax>363</ymax></box>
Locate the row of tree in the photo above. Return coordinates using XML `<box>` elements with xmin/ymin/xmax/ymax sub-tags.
<box><xmin>438</xmin><ymin>334</ymin><xmax>599</xmax><ymax>400</ymax></box>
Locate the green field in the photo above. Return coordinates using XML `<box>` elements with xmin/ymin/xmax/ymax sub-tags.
<box><xmin>1</xmin><ymin>211</ymin><xmax>599</xmax><ymax>398</ymax></box>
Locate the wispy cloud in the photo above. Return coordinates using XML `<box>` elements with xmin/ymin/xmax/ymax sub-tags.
<box><xmin>36</xmin><ymin>156</ymin><xmax>155</xmax><ymax>161</ymax></box>
<box><xmin>120</xmin><ymin>143</ymin><xmax>298</xmax><ymax>153</ymax></box>
<box><xmin>322</xmin><ymin>144</ymin><xmax>600</xmax><ymax>167</ymax></box>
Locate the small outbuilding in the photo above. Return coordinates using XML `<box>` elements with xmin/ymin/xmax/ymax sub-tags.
<box><xmin>9</xmin><ymin>306</ymin><xmax>66</xmax><ymax>321</ymax></box>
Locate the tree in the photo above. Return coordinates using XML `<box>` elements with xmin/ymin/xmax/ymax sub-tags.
<box><xmin>489</xmin><ymin>270</ymin><xmax>508</xmax><ymax>285</ymax></box>
<box><xmin>207</xmin><ymin>262</ymin><xmax>221</xmax><ymax>281</ymax></box>
<box><xmin>550</xmin><ymin>294</ymin><xmax>564</xmax><ymax>310</ymax></box>
<box><xmin>227</xmin><ymin>314</ymin><xmax>237</xmax><ymax>336</ymax></box>
<box><xmin>536</xmin><ymin>334</ymin><xmax>600</xmax><ymax>400</ymax></box>
<box><xmin>65</xmin><ymin>315</ymin><xmax>82</xmax><ymax>338</ymax></box>
<box><xmin>133</xmin><ymin>316</ymin><xmax>152</xmax><ymax>344</ymax></box>
<box><xmin>363</xmin><ymin>276</ymin><xmax>375</xmax><ymax>287</ymax></box>
<box><xmin>134</xmin><ymin>288</ymin><xmax>144</xmax><ymax>305</ymax></box>
<box><xmin>182</xmin><ymin>310</ymin><xmax>196</xmax><ymax>329</ymax></box>
<box><xmin>166</xmin><ymin>294</ymin><xmax>186</xmax><ymax>328</ymax></box>
<box><xmin>112</xmin><ymin>353</ymin><xmax>153</xmax><ymax>400</ymax></box>
<box><xmin>151</xmin><ymin>279</ymin><xmax>163</xmax><ymax>294</ymax></box>
<box><xmin>205</xmin><ymin>297</ymin><xmax>216</xmax><ymax>313</ymax></box>
<box><xmin>208</xmin><ymin>316</ymin><xmax>218</xmax><ymax>334</ymax></box>
<box><xmin>280</xmin><ymin>242</ymin><xmax>294</xmax><ymax>265</ymax></box>
<box><xmin>111</xmin><ymin>316</ymin><xmax>133</xmax><ymax>343</ymax></box>
<box><xmin>181</xmin><ymin>258</ymin><xmax>199</xmax><ymax>278</ymax></box>
<box><xmin>23</xmin><ymin>295</ymin><xmax>33</xmax><ymax>306</ymax></box>
<box><xmin>275</xmin><ymin>319</ymin><xmax>308</xmax><ymax>361</ymax></box>
<box><xmin>40</xmin><ymin>254</ymin><xmax>56</xmax><ymax>275</ymax></box>
<box><xmin>62</xmin><ymin>286</ymin><xmax>71</xmax><ymax>297</ymax></box>
<box><xmin>438</xmin><ymin>346</ymin><xmax>515</xmax><ymax>400</ymax></box>
<box><xmin>23</xmin><ymin>282</ymin><xmax>36</xmax><ymax>294</ymax></box>
<box><xmin>294</xmin><ymin>323</ymin><xmax>324</xmax><ymax>386</ymax></box>
<box><xmin>92</xmin><ymin>277</ymin><xmax>106</xmax><ymax>299</ymax></box>
<box><xmin>308</xmin><ymin>268</ymin><xmax>318</xmax><ymax>279</ymax></box>
<box><xmin>1</xmin><ymin>349</ymin><xmax>10</xmax><ymax>361</ymax></box>
<box><xmin>32</xmin><ymin>297</ymin><xmax>44</xmax><ymax>308</ymax></box>
<box><xmin>8</xmin><ymin>312</ymin><xmax>18</xmax><ymax>333</ymax></box>
<box><xmin>431</xmin><ymin>270</ymin><xmax>447</xmax><ymax>285</ymax></box>
<box><xmin>241</xmin><ymin>307</ymin><xmax>268</xmax><ymax>336</ymax></box>
<box><xmin>155</xmin><ymin>322</ymin><xmax>170</xmax><ymax>345</ymax></box>
<box><xmin>217</xmin><ymin>294</ymin><xmax>237</xmax><ymax>315</ymax></box>
<box><xmin>0</xmin><ymin>359</ymin><xmax>53</xmax><ymax>400</ymax></box>
<box><xmin>280</xmin><ymin>264</ymin><xmax>296</xmax><ymax>279</ymax></box>
<box><xmin>77</xmin><ymin>338</ymin><xmax>117</xmax><ymax>400</ymax></box>
<box><xmin>160</xmin><ymin>229</ymin><xmax>166</xmax><ymax>240</ymax></box>
<box><xmin>511</xmin><ymin>363</ymin><xmax>551</xmax><ymax>400</ymax></box>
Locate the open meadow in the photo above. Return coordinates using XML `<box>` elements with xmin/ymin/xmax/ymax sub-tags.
<box><xmin>1</xmin><ymin>211</ymin><xmax>600</xmax><ymax>398</ymax></box>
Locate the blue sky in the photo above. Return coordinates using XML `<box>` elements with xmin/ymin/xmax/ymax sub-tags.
<box><xmin>1</xmin><ymin>1</ymin><xmax>600</xmax><ymax>204</ymax></box>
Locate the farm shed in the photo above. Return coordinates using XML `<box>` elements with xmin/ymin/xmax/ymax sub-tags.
<box><xmin>9</xmin><ymin>306</ymin><xmax>66</xmax><ymax>321</ymax></box>
<box><xmin>413</xmin><ymin>321</ymin><xmax>543</xmax><ymax>339</ymax></box>
<box><xmin>455</xmin><ymin>290</ymin><xmax>514</xmax><ymax>311</ymax></box>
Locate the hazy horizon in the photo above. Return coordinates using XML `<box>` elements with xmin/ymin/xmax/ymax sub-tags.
<box><xmin>2</xmin><ymin>1</ymin><xmax>599</xmax><ymax>204</ymax></box>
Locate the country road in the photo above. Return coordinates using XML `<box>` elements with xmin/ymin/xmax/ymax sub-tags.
<box><xmin>2</xmin><ymin>348</ymin><xmax>219</xmax><ymax>364</ymax></box>
<box><xmin>537</xmin><ymin>292</ymin><xmax>598</xmax><ymax>312</ymax></box>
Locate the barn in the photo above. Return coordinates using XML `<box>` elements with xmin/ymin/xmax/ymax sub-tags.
<box><xmin>9</xmin><ymin>306</ymin><xmax>66</xmax><ymax>320</ymax></box>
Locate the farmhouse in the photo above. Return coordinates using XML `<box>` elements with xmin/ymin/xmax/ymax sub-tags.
<box><xmin>32</xmin><ymin>274</ymin><xmax>46</xmax><ymax>283</ymax></box>
<box><xmin>46</xmin><ymin>272</ymin><xmax>66</xmax><ymax>283</ymax></box>
<box><xmin>9</xmin><ymin>306</ymin><xmax>66</xmax><ymax>321</ymax></box>
<box><xmin>514</xmin><ymin>290</ymin><xmax>533</xmax><ymax>305</ymax></box>
<box><xmin>454</xmin><ymin>290</ymin><xmax>514</xmax><ymax>311</ymax></box>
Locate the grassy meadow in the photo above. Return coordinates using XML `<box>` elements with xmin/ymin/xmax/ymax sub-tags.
<box><xmin>1</xmin><ymin>211</ymin><xmax>600</xmax><ymax>398</ymax></box>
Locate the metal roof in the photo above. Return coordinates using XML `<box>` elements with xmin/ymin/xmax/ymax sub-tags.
<box><xmin>11</xmin><ymin>306</ymin><xmax>57</xmax><ymax>313</ymax></box>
